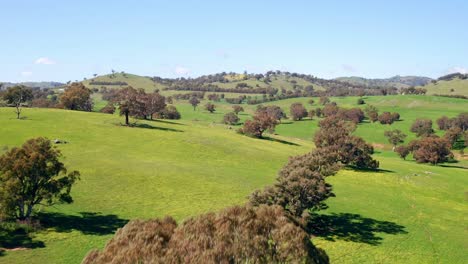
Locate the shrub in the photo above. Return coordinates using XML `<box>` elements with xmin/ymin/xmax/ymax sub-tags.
<box><xmin>290</xmin><ymin>102</ymin><xmax>308</xmax><ymax>121</ymax></box>
<box><xmin>223</xmin><ymin>112</ymin><xmax>239</xmax><ymax>125</ymax></box>
<box><xmin>378</xmin><ymin>112</ymin><xmax>394</xmax><ymax>125</ymax></box>
<box><xmin>357</xmin><ymin>98</ymin><xmax>365</xmax><ymax>105</ymax></box>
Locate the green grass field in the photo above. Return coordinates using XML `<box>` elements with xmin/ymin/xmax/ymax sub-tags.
<box><xmin>419</xmin><ymin>77</ymin><xmax>468</xmax><ymax>96</ymax></box>
<box><xmin>0</xmin><ymin>95</ymin><xmax>467</xmax><ymax>263</ymax></box>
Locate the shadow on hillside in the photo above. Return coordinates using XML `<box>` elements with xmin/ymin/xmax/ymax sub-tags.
<box><xmin>0</xmin><ymin>224</ymin><xmax>45</xmax><ymax>251</ymax></box>
<box><xmin>439</xmin><ymin>164</ymin><xmax>467</xmax><ymax>170</ymax></box>
<box><xmin>150</xmin><ymin>119</ymin><xmax>186</xmax><ymax>126</ymax></box>
<box><xmin>37</xmin><ymin>212</ymin><xmax>128</xmax><ymax>236</ymax></box>
<box><xmin>307</xmin><ymin>213</ymin><xmax>407</xmax><ymax>245</ymax></box>
<box><xmin>264</xmin><ymin>136</ymin><xmax>300</xmax><ymax>146</ymax></box>
<box><xmin>346</xmin><ymin>166</ymin><xmax>394</xmax><ymax>173</ymax></box>
<box><xmin>131</xmin><ymin>123</ymin><xmax>184</xmax><ymax>132</ymax></box>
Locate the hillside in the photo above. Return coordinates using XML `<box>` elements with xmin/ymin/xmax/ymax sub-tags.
<box><xmin>0</xmin><ymin>95</ymin><xmax>467</xmax><ymax>263</ymax></box>
<box><xmin>418</xmin><ymin>77</ymin><xmax>468</xmax><ymax>96</ymax></box>
<box><xmin>0</xmin><ymin>81</ymin><xmax>64</xmax><ymax>89</ymax></box>
<box><xmin>335</xmin><ymin>76</ymin><xmax>432</xmax><ymax>88</ymax></box>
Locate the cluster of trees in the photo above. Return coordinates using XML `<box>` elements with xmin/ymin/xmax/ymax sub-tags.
<box><xmin>389</xmin><ymin>115</ymin><xmax>468</xmax><ymax>164</ymax></box>
<box><xmin>364</xmin><ymin>105</ymin><xmax>400</xmax><ymax>124</ymax></box>
<box><xmin>60</xmin><ymin>83</ymin><xmax>93</xmax><ymax>111</ymax></box>
<box><xmin>400</xmin><ymin>87</ymin><xmax>427</xmax><ymax>95</ymax></box>
<box><xmin>0</xmin><ymin>138</ymin><xmax>80</xmax><ymax>220</ymax></box>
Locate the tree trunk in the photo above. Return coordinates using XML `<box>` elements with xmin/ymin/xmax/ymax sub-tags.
<box><xmin>16</xmin><ymin>105</ymin><xmax>21</xmax><ymax>119</ymax></box>
<box><xmin>125</xmin><ymin>112</ymin><xmax>129</xmax><ymax>125</ymax></box>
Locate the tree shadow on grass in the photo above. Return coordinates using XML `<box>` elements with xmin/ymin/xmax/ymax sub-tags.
<box><xmin>307</xmin><ymin>213</ymin><xmax>407</xmax><ymax>246</ymax></box>
<box><xmin>0</xmin><ymin>224</ymin><xmax>45</xmax><ymax>251</ymax></box>
<box><xmin>37</xmin><ymin>212</ymin><xmax>128</xmax><ymax>236</ymax></box>
<box><xmin>130</xmin><ymin>123</ymin><xmax>184</xmax><ymax>132</ymax></box>
<box><xmin>149</xmin><ymin>119</ymin><xmax>186</xmax><ymax>126</ymax></box>
<box><xmin>263</xmin><ymin>136</ymin><xmax>300</xmax><ymax>146</ymax></box>
<box><xmin>345</xmin><ymin>166</ymin><xmax>395</xmax><ymax>173</ymax></box>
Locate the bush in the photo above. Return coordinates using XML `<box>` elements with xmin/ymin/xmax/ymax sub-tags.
<box><xmin>99</xmin><ymin>103</ymin><xmax>116</xmax><ymax>114</ymax></box>
<box><xmin>157</xmin><ymin>105</ymin><xmax>181</xmax><ymax>120</ymax></box>
<box><xmin>204</xmin><ymin>102</ymin><xmax>216</xmax><ymax>113</ymax></box>
<box><xmin>357</xmin><ymin>98</ymin><xmax>365</xmax><ymax>105</ymax></box>
<box><xmin>223</xmin><ymin>112</ymin><xmax>239</xmax><ymax>125</ymax></box>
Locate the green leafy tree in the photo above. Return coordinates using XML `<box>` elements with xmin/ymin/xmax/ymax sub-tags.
<box><xmin>384</xmin><ymin>129</ymin><xmax>407</xmax><ymax>150</ymax></box>
<box><xmin>3</xmin><ymin>85</ymin><xmax>33</xmax><ymax>119</ymax></box>
<box><xmin>0</xmin><ymin>138</ymin><xmax>80</xmax><ymax>220</ymax></box>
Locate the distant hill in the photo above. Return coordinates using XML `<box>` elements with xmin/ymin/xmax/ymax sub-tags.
<box><xmin>0</xmin><ymin>81</ymin><xmax>65</xmax><ymax>90</ymax></box>
<box><xmin>335</xmin><ymin>76</ymin><xmax>432</xmax><ymax>88</ymax></box>
<box><xmin>418</xmin><ymin>76</ymin><xmax>468</xmax><ymax>96</ymax></box>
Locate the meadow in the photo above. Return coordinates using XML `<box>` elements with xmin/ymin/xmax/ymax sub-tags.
<box><xmin>0</xmin><ymin>94</ymin><xmax>467</xmax><ymax>263</ymax></box>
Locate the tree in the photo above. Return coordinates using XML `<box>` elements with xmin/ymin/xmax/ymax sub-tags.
<box><xmin>357</xmin><ymin>98</ymin><xmax>365</xmax><ymax>105</ymax></box>
<box><xmin>223</xmin><ymin>112</ymin><xmax>239</xmax><ymax>125</ymax></box>
<box><xmin>204</xmin><ymin>102</ymin><xmax>216</xmax><ymax>113</ymax></box>
<box><xmin>82</xmin><ymin>205</ymin><xmax>327</xmax><ymax>264</ymax></box>
<box><xmin>308</xmin><ymin>99</ymin><xmax>315</xmax><ymax>105</ymax></box>
<box><xmin>257</xmin><ymin>105</ymin><xmax>286</xmax><ymax>122</ymax></box>
<box><xmin>319</xmin><ymin>96</ymin><xmax>330</xmax><ymax>105</ymax></box>
<box><xmin>391</xmin><ymin>112</ymin><xmax>400</xmax><ymax>121</ymax></box>
<box><xmin>3</xmin><ymin>85</ymin><xmax>33</xmax><ymax>119</ymax></box>
<box><xmin>410</xmin><ymin>118</ymin><xmax>434</xmax><ymax>137</ymax></box>
<box><xmin>112</xmin><ymin>87</ymin><xmax>146</xmax><ymax>125</ymax></box>
<box><xmin>60</xmin><ymin>83</ymin><xmax>93</xmax><ymax>111</ymax></box>
<box><xmin>314</xmin><ymin>116</ymin><xmax>378</xmax><ymax>169</ymax></box>
<box><xmin>395</xmin><ymin>145</ymin><xmax>410</xmax><ymax>160</ymax></box>
<box><xmin>290</xmin><ymin>102</ymin><xmax>308</xmax><ymax>121</ymax></box>
<box><xmin>315</xmin><ymin>107</ymin><xmax>322</xmax><ymax>117</ymax></box>
<box><xmin>308</xmin><ymin>109</ymin><xmax>316</xmax><ymax>119</ymax></box>
<box><xmin>443</xmin><ymin>127</ymin><xmax>462</xmax><ymax>148</ymax></box>
<box><xmin>378</xmin><ymin>112</ymin><xmax>395</xmax><ymax>125</ymax></box>
<box><xmin>232</xmin><ymin>105</ymin><xmax>244</xmax><ymax>115</ymax></box>
<box><xmin>436</xmin><ymin>116</ymin><xmax>451</xmax><ymax>130</ymax></box>
<box><xmin>189</xmin><ymin>97</ymin><xmax>200</xmax><ymax>111</ymax></box>
<box><xmin>143</xmin><ymin>92</ymin><xmax>166</xmax><ymax>120</ymax></box>
<box><xmin>239</xmin><ymin>111</ymin><xmax>277</xmax><ymax>138</ymax></box>
<box><xmin>157</xmin><ymin>105</ymin><xmax>181</xmax><ymax>120</ymax></box>
<box><xmin>384</xmin><ymin>129</ymin><xmax>407</xmax><ymax>150</ymax></box>
<box><xmin>0</xmin><ymin>138</ymin><xmax>80</xmax><ymax>220</ymax></box>
<box><xmin>250</xmin><ymin>148</ymin><xmax>340</xmax><ymax>218</ymax></box>
<box><xmin>364</xmin><ymin>105</ymin><xmax>379</xmax><ymax>123</ymax></box>
<box><xmin>409</xmin><ymin>136</ymin><xmax>453</xmax><ymax>164</ymax></box>
<box><xmin>322</xmin><ymin>103</ymin><xmax>339</xmax><ymax>117</ymax></box>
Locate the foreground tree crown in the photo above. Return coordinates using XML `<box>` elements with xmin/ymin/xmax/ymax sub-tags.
<box><xmin>0</xmin><ymin>138</ymin><xmax>80</xmax><ymax>220</ymax></box>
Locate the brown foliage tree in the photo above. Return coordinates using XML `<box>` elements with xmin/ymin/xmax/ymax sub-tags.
<box><xmin>239</xmin><ymin>111</ymin><xmax>278</xmax><ymax>138</ymax></box>
<box><xmin>443</xmin><ymin>127</ymin><xmax>462</xmax><ymax>148</ymax></box>
<box><xmin>144</xmin><ymin>92</ymin><xmax>166</xmax><ymax>120</ymax></box>
<box><xmin>308</xmin><ymin>109</ymin><xmax>316</xmax><ymax>119</ymax></box>
<box><xmin>378</xmin><ymin>112</ymin><xmax>394</xmax><ymax>125</ymax></box>
<box><xmin>314</xmin><ymin>116</ymin><xmax>378</xmax><ymax>169</ymax></box>
<box><xmin>410</xmin><ymin>118</ymin><xmax>434</xmax><ymax>137</ymax></box>
<box><xmin>82</xmin><ymin>205</ymin><xmax>328</xmax><ymax>264</ymax></box>
<box><xmin>60</xmin><ymin>83</ymin><xmax>93</xmax><ymax>111</ymax></box>
<box><xmin>0</xmin><ymin>138</ymin><xmax>80</xmax><ymax>220</ymax></box>
<box><xmin>322</xmin><ymin>104</ymin><xmax>339</xmax><ymax>118</ymax></box>
<box><xmin>290</xmin><ymin>102</ymin><xmax>308</xmax><ymax>121</ymax></box>
<box><xmin>257</xmin><ymin>105</ymin><xmax>287</xmax><ymax>122</ymax></box>
<box><xmin>232</xmin><ymin>105</ymin><xmax>244</xmax><ymax>115</ymax></box>
<box><xmin>408</xmin><ymin>136</ymin><xmax>453</xmax><ymax>164</ymax></box>
<box><xmin>112</xmin><ymin>87</ymin><xmax>146</xmax><ymax>125</ymax></box>
<box><xmin>436</xmin><ymin>116</ymin><xmax>451</xmax><ymax>130</ymax></box>
<box><xmin>223</xmin><ymin>112</ymin><xmax>239</xmax><ymax>125</ymax></box>
<box><xmin>189</xmin><ymin>97</ymin><xmax>200</xmax><ymax>111</ymax></box>
<box><xmin>395</xmin><ymin>145</ymin><xmax>410</xmax><ymax>160</ymax></box>
<box><xmin>204</xmin><ymin>102</ymin><xmax>216</xmax><ymax>113</ymax></box>
<box><xmin>319</xmin><ymin>96</ymin><xmax>330</xmax><ymax>105</ymax></box>
<box><xmin>99</xmin><ymin>103</ymin><xmax>116</xmax><ymax>114</ymax></box>
<box><xmin>339</xmin><ymin>108</ymin><xmax>365</xmax><ymax>124</ymax></box>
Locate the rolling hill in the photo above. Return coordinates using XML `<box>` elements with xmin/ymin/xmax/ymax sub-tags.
<box><xmin>335</xmin><ymin>76</ymin><xmax>432</xmax><ymax>88</ymax></box>
<box><xmin>418</xmin><ymin>76</ymin><xmax>468</xmax><ymax>96</ymax></box>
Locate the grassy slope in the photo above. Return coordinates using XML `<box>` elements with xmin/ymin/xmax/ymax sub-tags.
<box><xmin>0</xmin><ymin>95</ymin><xmax>467</xmax><ymax>263</ymax></box>
<box><xmin>82</xmin><ymin>73</ymin><xmax>164</xmax><ymax>92</ymax></box>
<box><xmin>419</xmin><ymin>78</ymin><xmax>468</xmax><ymax>96</ymax></box>
<box><xmin>0</xmin><ymin>108</ymin><xmax>309</xmax><ymax>263</ymax></box>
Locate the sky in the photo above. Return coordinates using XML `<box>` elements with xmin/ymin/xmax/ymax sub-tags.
<box><xmin>1</xmin><ymin>0</ymin><xmax>467</xmax><ymax>82</ymax></box>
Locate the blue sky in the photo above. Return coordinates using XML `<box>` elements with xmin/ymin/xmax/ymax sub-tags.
<box><xmin>1</xmin><ymin>0</ymin><xmax>467</xmax><ymax>82</ymax></box>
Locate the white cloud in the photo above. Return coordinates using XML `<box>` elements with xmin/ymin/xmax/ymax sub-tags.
<box><xmin>34</xmin><ymin>57</ymin><xmax>56</xmax><ymax>65</ymax></box>
<box><xmin>341</xmin><ymin>64</ymin><xmax>357</xmax><ymax>73</ymax></box>
<box><xmin>446</xmin><ymin>66</ymin><xmax>468</xmax><ymax>74</ymax></box>
<box><xmin>175</xmin><ymin>66</ymin><xmax>191</xmax><ymax>76</ymax></box>
<box><xmin>21</xmin><ymin>71</ymin><xmax>33</xmax><ymax>77</ymax></box>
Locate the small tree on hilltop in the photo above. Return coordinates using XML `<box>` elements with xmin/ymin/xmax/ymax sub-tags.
<box><xmin>223</xmin><ymin>112</ymin><xmax>239</xmax><ymax>125</ymax></box>
<box><xmin>3</xmin><ymin>85</ymin><xmax>33</xmax><ymax>119</ymax></box>
<box><xmin>232</xmin><ymin>105</ymin><xmax>244</xmax><ymax>115</ymax></box>
<box><xmin>0</xmin><ymin>138</ymin><xmax>80</xmax><ymax>220</ymax></box>
<box><xmin>204</xmin><ymin>102</ymin><xmax>216</xmax><ymax>113</ymax></box>
<box><xmin>411</xmin><ymin>118</ymin><xmax>434</xmax><ymax>137</ymax></box>
<box><xmin>290</xmin><ymin>102</ymin><xmax>308</xmax><ymax>121</ymax></box>
<box><xmin>189</xmin><ymin>97</ymin><xmax>200</xmax><ymax>111</ymax></box>
<box><xmin>384</xmin><ymin>129</ymin><xmax>407</xmax><ymax>150</ymax></box>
